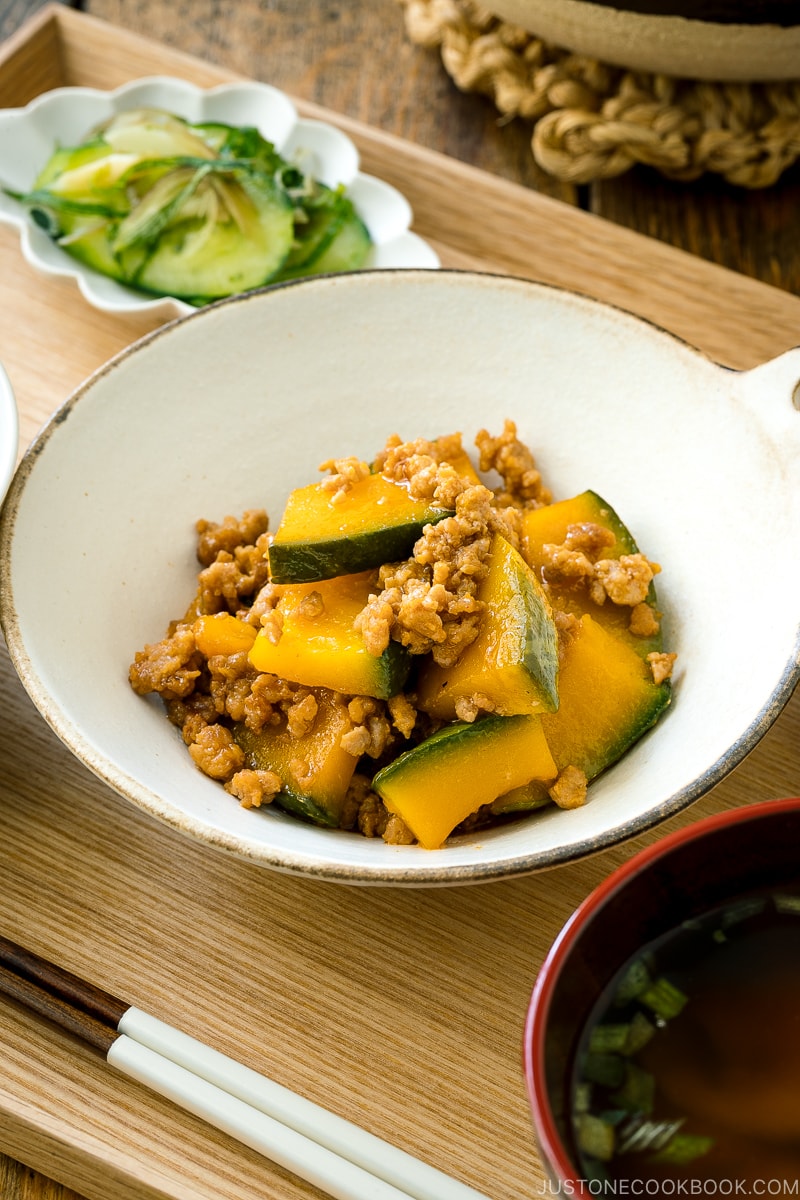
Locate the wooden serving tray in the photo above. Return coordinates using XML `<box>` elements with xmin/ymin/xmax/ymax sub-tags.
<box><xmin>0</xmin><ymin>7</ymin><xmax>798</xmax><ymax>1200</ymax></box>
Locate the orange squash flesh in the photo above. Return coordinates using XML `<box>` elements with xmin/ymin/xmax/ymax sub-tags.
<box><xmin>248</xmin><ymin>571</ymin><xmax>410</xmax><ymax>699</ymax></box>
<box><xmin>521</xmin><ymin>490</ymin><xmax>663</xmax><ymax>657</ymax></box>
<box><xmin>233</xmin><ymin>687</ymin><xmax>356</xmax><ymax>826</ymax></box>
<box><xmin>194</xmin><ymin>612</ymin><xmax>257</xmax><ymax>657</ymax></box>
<box><xmin>521</xmin><ymin>490</ymin><xmax>633</xmax><ymax>563</ymax></box>
<box><xmin>540</xmin><ymin>614</ymin><xmax>670</xmax><ymax>782</ymax></box>
<box><xmin>415</xmin><ymin>533</ymin><xmax>559</xmax><ymax>719</ymax></box>
<box><xmin>372</xmin><ymin>714</ymin><xmax>557</xmax><ymax>849</ymax></box>
<box><xmin>268</xmin><ymin>472</ymin><xmax>453</xmax><ymax>583</ymax></box>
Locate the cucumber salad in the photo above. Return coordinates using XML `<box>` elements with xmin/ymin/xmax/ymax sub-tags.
<box><xmin>128</xmin><ymin>422</ymin><xmax>678</xmax><ymax>850</ymax></box>
<box><xmin>9</xmin><ymin>107</ymin><xmax>371</xmax><ymax>303</ymax></box>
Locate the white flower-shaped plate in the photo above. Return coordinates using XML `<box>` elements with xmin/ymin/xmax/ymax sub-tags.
<box><xmin>0</xmin><ymin>76</ymin><xmax>440</xmax><ymax>317</ymax></box>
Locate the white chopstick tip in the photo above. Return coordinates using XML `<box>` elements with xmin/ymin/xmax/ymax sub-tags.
<box><xmin>116</xmin><ymin>1007</ymin><xmax>492</xmax><ymax>1200</ymax></box>
<box><xmin>109</xmin><ymin>1034</ymin><xmax>417</xmax><ymax>1200</ymax></box>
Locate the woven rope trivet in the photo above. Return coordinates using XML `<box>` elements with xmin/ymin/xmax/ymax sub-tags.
<box><xmin>398</xmin><ymin>0</ymin><xmax>800</xmax><ymax>186</ymax></box>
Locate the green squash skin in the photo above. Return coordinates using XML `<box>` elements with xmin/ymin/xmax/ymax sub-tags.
<box><xmin>232</xmin><ymin>724</ymin><xmax>341</xmax><ymax>828</ymax></box>
<box><xmin>517</xmin><ymin>552</ymin><xmax>560</xmax><ymax>713</ymax></box>
<box><xmin>582</xmin><ymin>490</ymin><xmax>662</xmax><ymax>630</ymax></box>
<box><xmin>369</xmin><ymin>640</ymin><xmax>413</xmax><ymax>700</ymax></box>
<box><xmin>415</xmin><ymin>534</ymin><xmax>560</xmax><ymax>718</ymax></box>
<box><xmin>268</xmin><ymin>512</ymin><xmax>451</xmax><ymax>584</ymax></box>
<box><xmin>491</xmin><ymin>679</ymin><xmax>671</xmax><ymax>814</ymax></box>
<box><xmin>270</xmin><ymin>788</ymin><xmax>340</xmax><ymax>828</ymax></box>
<box><xmin>584</xmin><ymin>489</ymin><xmax>636</xmax><ymax>551</ymax></box>
<box><xmin>524</xmin><ymin>489</ymin><xmax>664</xmax><ymax>660</ymax></box>
<box><xmin>491</xmin><ymin>784</ymin><xmax>552</xmax><ymax>815</ymax></box>
<box><xmin>576</xmin><ymin>678</ymin><xmax>671</xmax><ymax>782</ymax></box>
<box><xmin>372</xmin><ymin>713</ymin><xmax>533</xmax><ymax>790</ymax></box>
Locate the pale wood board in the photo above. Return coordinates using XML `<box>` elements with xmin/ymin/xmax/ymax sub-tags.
<box><xmin>0</xmin><ymin>7</ymin><xmax>798</xmax><ymax>1200</ymax></box>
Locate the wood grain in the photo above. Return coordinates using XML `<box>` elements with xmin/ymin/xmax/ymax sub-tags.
<box><xmin>80</xmin><ymin>0</ymin><xmax>800</xmax><ymax>296</ymax></box>
<box><xmin>1</xmin><ymin>0</ymin><xmax>798</xmax><ymax>295</ymax></box>
<box><xmin>0</xmin><ymin>6</ymin><xmax>797</xmax><ymax>1200</ymax></box>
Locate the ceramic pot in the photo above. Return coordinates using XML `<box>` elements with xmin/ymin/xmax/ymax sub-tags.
<box><xmin>485</xmin><ymin>0</ymin><xmax>800</xmax><ymax>80</ymax></box>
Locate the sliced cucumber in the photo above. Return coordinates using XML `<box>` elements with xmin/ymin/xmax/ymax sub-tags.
<box><xmin>33</xmin><ymin>137</ymin><xmax>111</xmax><ymax>188</ymax></box>
<box><xmin>307</xmin><ymin>206</ymin><xmax>371</xmax><ymax>274</ymax></box>
<box><xmin>275</xmin><ymin>189</ymin><xmax>371</xmax><ymax>282</ymax></box>
<box><xmin>276</xmin><ymin>187</ymin><xmax>349</xmax><ymax>278</ymax></box>
<box><xmin>100</xmin><ymin>108</ymin><xmax>215</xmax><ymax>161</ymax></box>
<box><xmin>190</xmin><ymin>121</ymin><xmax>283</xmax><ymax>174</ymax></box>
<box><xmin>57</xmin><ymin>220</ymin><xmax>127</xmax><ymax>282</ymax></box>
<box><xmin>12</xmin><ymin>106</ymin><xmax>374</xmax><ymax>302</ymax></box>
<box><xmin>131</xmin><ymin>168</ymin><xmax>294</xmax><ymax>300</ymax></box>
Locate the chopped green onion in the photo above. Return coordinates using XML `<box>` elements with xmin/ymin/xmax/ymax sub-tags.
<box><xmin>612</xmin><ymin>958</ymin><xmax>652</xmax><ymax>1006</ymax></box>
<box><xmin>582</xmin><ymin>1052</ymin><xmax>627</xmax><ymax>1088</ymax></box>
<box><xmin>610</xmin><ymin>1063</ymin><xmax>656</xmax><ymax>1115</ymax></box>
<box><xmin>573</xmin><ymin>1082</ymin><xmax>592</xmax><ymax>1114</ymax></box>
<box><xmin>575</xmin><ymin>1114</ymin><xmax>616</xmax><ymax>1162</ymax></box>
<box><xmin>638</xmin><ymin>976</ymin><xmax>688</xmax><ymax>1020</ymax></box>
<box><xmin>651</xmin><ymin>1133</ymin><xmax>715</xmax><ymax>1163</ymax></box>
<box><xmin>720</xmin><ymin>898</ymin><xmax>767</xmax><ymax>928</ymax></box>
<box><xmin>589</xmin><ymin>1024</ymin><xmax>631</xmax><ymax>1054</ymax></box>
<box><xmin>623</xmin><ymin>1011</ymin><xmax>656</xmax><ymax>1055</ymax></box>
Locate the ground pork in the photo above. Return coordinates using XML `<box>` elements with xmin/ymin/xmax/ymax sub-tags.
<box><xmin>374</xmin><ymin>432</ymin><xmax>473</xmax><ymax>510</ymax></box>
<box><xmin>129</xmin><ymin>422</ymin><xmax>677</xmax><ymax>847</ymax></box>
<box><xmin>355</xmin><ymin>485</ymin><xmax>499</xmax><ymax>667</ymax></box>
<box><xmin>188</xmin><ymin>724</ymin><xmax>244</xmax><ymax>780</ymax></box>
<box><xmin>590</xmin><ymin>554</ymin><xmax>660</xmax><ymax>608</ymax></box>
<box><xmin>541</xmin><ymin>526</ymin><xmax>661</xmax><ymax>617</ymax></box>
<box><xmin>207</xmin><ymin>650</ymin><xmax>257</xmax><ymax>722</ymax></box>
<box><xmin>128</xmin><ymin>625</ymin><xmax>202</xmax><ymax>700</ymax></box>
<box><xmin>549</xmin><ymin>765</ymin><xmax>589</xmax><ymax>809</ymax></box>
<box><xmin>629</xmin><ymin>601</ymin><xmax>661</xmax><ymax>638</ymax></box>
<box><xmin>225</xmin><ymin>769</ymin><xmax>282</xmax><ymax>808</ymax></box>
<box><xmin>475</xmin><ymin>418</ymin><xmax>552</xmax><ymax>508</ymax></box>
<box><xmin>195</xmin><ymin>509</ymin><xmax>269</xmax><ymax>566</ymax></box>
<box><xmin>318</xmin><ymin>456</ymin><xmax>371</xmax><ymax>504</ymax></box>
<box><xmin>647</xmin><ymin>651</ymin><xmax>677</xmax><ymax>684</ymax></box>
<box><xmin>342</xmin><ymin>697</ymin><xmax>394</xmax><ymax>759</ymax></box>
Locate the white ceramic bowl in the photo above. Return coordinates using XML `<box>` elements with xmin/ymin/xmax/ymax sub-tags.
<box><xmin>0</xmin><ymin>360</ymin><xmax>18</xmax><ymax>503</ymax></box>
<box><xmin>1</xmin><ymin>271</ymin><xmax>799</xmax><ymax>885</ymax></box>
<box><xmin>0</xmin><ymin>77</ymin><xmax>438</xmax><ymax>318</ymax></box>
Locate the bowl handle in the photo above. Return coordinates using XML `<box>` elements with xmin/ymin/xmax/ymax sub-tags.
<box><xmin>735</xmin><ymin>347</ymin><xmax>800</xmax><ymax>442</ymax></box>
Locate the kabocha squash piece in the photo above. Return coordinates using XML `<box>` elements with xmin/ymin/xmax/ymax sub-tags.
<box><xmin>522</xmin><ymin>489</ymin><xmax>635</xmax><ymax>564</ymax></box>
<box><xmin>416</xmin><ymin>533</ymin><xmax>559</xmax><ymax>720</ymax></box>
<box><xmin>491</xmin><ymin>783</ymin><xmax>552</xmax><ymax>816</ymax></box>
<box><xmin>248</xmin><ymin>571</ymin><xmax>410</xmax><ymax>700</ymax></box>
<box><xmin>233</xmin><ymin>688</ymin><xmax>356</xmax><ymax>827</ymax></box>
<box><xmin>493</xmin><ymin>614</ymin><xmax>671</xmax><ymax>816</ymax></box>
<box><xmin>194</xmin><ymin>613</ymin><xmax>257</xmax><ymax>657</ymax></box>
<box><xmin>372</xmin><ymin>714</ymin><xmax>557</xmax><ymax>850</ymax></box>
<box><xmin>521</xmin><ymin>490</ymin><xmax>663</xmax><ymax>657</ymax></box>
<box><xmin>268</xmin><ymin>473</ymin><xmax>453</xmax><ymax>583</ymax></box>
<box><xmin>541</xmin><ymin>613</ymin><xmax>670</xmax><ymax>782</ymax></box>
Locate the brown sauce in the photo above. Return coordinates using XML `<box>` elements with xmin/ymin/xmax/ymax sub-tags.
<box><xmin>572</xmin><ymin>891</ymin><xmax>800</xmax><ymax>1189</ymax></box>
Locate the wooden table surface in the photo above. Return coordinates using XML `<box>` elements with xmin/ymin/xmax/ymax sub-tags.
<box><xmin>0</xmin><ymin>1</ymin><xmax>798</xmax><ymax>1197</ymax></box>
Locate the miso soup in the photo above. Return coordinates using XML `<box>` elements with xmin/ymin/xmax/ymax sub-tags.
<box><xmin>571</xmin><ymin>888</ymin><xmax>800</xmax><ymax>1187</ymax></box>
